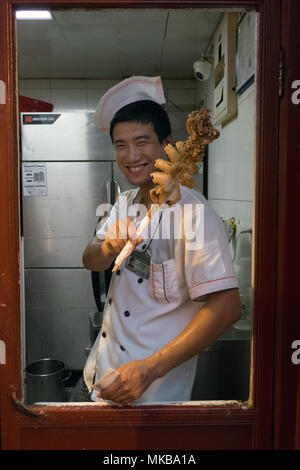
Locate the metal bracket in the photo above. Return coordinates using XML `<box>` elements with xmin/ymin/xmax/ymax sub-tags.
<box><xmin>10</xmin><ymin>386</ymin><xmax>47</xmax><ymax>419</ymax></box>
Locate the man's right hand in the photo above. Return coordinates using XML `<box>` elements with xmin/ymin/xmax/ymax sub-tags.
<box><xmin>104</xmin><ymin>217</ymin><xmax>143</xmax><ymax>255</ymax></box>
<box><xmin>82</xmin><ymin>217</ymin><xmax>143</xmax><ymax>272</ymax></box>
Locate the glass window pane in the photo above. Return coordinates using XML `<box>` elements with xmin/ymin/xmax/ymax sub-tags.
<box><xmin>16</xmin><ymin>8</ymin><xmax>257</xmax><ymax>406</ymax></box>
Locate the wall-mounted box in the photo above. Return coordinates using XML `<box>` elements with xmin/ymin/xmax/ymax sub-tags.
<box><xmin>213</xmin><ymin>13</ymin><xmax>239</xmax><ymax>126</ymax></box>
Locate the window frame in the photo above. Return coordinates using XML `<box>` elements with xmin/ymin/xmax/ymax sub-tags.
<box><xmin>0</xmin><ymin>0</ymin><xmax>281</xmax><ymax>450</ymax></box>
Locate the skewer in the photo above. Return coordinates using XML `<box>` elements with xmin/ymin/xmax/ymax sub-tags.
<box><xmin>111</xmin><ymin>206</ymin><xmax>157</xmax><ymax>272</ymax></box>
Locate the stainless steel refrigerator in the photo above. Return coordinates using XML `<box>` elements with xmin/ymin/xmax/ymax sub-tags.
<box><xmin>20</xmin><ymin>112</ymin><xmax>134</xmax><ymax>372</ymax></box>
<box><xmin>20</xmin><ymin>109</ymin><xmax>203</xmax><ymax>374</ymax></box>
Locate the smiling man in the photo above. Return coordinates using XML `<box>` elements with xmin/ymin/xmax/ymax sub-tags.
<box><xmin>113</xmin><ymin>122</ymin><xmax>167</xmax><ymax>187</ymax></box>
<box><xmin>110</xmin><ymin>101</ymin><xmax>173</xmax><ymax>208</ymax></box>
<box><xmin>81</xmin><ymin>76</ymin><xmax>242</xmax><ymax>405</ymax></box>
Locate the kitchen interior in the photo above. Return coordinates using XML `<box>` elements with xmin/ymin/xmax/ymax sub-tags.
<box><xmin>17</xmin><ymin>8</ymin><xmax>257</xmax><ymax>404</ymax></box>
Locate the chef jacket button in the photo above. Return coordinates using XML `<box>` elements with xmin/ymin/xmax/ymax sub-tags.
<box><xmin>124</xmin><ymin>310</ymin><xmax>130</xmax><ymax>317</ymax></box>
<box><xmin>116</xmin><ymin>270</ymin><xmax>121</xmax><ymax>275</ymax></box>
<box><xmin>108</xmin><ymin>298</ymin><xmax>112</xmax><ymax>304</ymax></box>
<box><xmin>120</xmin><ymin>345</ymin><xmax>126</xmax><ymax>351</ymax></box>
<box><xmin>138</xmin><ymin>277</ymin><xmax>143</xmax><ymax>283</ymax></box>
<box><xmin>102</xmin><ymin>331</ymin><xmax>106</xmax><ymax>338</ymax></box>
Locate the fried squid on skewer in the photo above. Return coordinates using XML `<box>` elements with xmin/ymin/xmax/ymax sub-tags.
<box><xmin>112</xmin><ymin>109</ymin><xmax>220</xmax><ymax>271</ymax></box>
<box><xmin>150</xmin><ymin>108</ymin><xmax>220</xmax><ymax>204</ymax></box>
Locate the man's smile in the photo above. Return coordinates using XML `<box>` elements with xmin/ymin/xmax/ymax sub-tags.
<box><xmin>125</xmin><ymin>162</ymin><xmax>149</xmax><ymax>174</ymax></box>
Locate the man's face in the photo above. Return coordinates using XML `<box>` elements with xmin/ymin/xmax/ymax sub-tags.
<box><xmin>112</xmin><ymin>121</ymin><xmax>172</xmax><ymax>188</ymax></box>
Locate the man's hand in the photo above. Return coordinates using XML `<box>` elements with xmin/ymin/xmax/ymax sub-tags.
<box><xmin>97</xmin><ymin>357</ymin><xmax>158</xmax><ymax>405</ymax></box>
<box><xmin>82</xmin><ymin>217</ymin><xmax>142</xmax><ymax>271</ymax></box>
<box><xmin>104</xmin><ymin>217</ymin><xmax>143</xmax><ymax>256</ymax></box>
<box><xmin>97</xmin><ymin>289</ymin><xmax>242</xmax><ymax>405</ymax></box>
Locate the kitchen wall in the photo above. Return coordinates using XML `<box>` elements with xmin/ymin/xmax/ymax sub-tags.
<box><xmin>196</xmin><ymin>77</ymin><xmax>255</xmax><ymax>292</ymax></box>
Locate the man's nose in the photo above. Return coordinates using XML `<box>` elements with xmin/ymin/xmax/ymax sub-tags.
<box><xmin>126</xmin><ymin>144</ymin><xmax>141</xmax><ymax>162</ymax></box>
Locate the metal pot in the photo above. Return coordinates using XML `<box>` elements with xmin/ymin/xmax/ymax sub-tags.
<box><xmin>25</xmin><ymin>358</ymin><xmax>71</xmax><ymax>404</ymax></box>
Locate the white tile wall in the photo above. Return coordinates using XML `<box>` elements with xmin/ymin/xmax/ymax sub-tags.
<box><xmin>20</xmin><ymin>88</ymin><xmax>52</xmax><ymax>104</ymax></box>
<box><xmin>19</xmin><ymin>78</ymin><xmax>198</xmax><ymax>113</ymax></box>
<box><xmin>196</xmin><ymin>75</ymin><xmax>256</xmax><ymax>289</ymax></box>
<box><xmin>50</xmin><ymin>88</ymin><xmax>88</xmax><ymax>111</ymax></box>
<box><xmin>209</xmin><ymin>198</ymin><xmax>253</xmax><ymax>259</ymax></box>
<box><xmin>208</xmin><ymin>88</ymin><xmax>255</xmax><ymax>202</ymax></box>
<box><xmin>167</xmin><ymin>88</ymin><xmax>197</xmax><ymax>111</ymax></box>
<box><xmin>87</xmin><ymin>88</ymin><xmax>108</xmax><ymax>111</ymax></box>
<box><xmin>20</xmin><ymin>79</ymin><xmax>51</xmax><ymax>89</ymax></box>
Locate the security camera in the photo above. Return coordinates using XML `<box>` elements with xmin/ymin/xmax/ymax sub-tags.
<box><xmin>193</xmin><ymin>57</ymin><xmax>212</xmax><ymax>81</ymax></box>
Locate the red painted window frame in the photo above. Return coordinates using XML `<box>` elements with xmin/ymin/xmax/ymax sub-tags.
<box><xmin>1</xmin><ymin>0</ymin><xmax>294</xmax><ymax>450</ymax></box>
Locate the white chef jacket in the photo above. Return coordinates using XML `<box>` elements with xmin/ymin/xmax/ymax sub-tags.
<box><xmin>83</xmin><ymin>185</ymin><xmax>238</xmax><ymax>403</ymax></box>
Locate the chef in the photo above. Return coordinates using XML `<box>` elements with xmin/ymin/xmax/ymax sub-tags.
<box><xmin>82</xmin><ymin>76</ymin><xmax>242</xmax><ymax>405</ymax></box>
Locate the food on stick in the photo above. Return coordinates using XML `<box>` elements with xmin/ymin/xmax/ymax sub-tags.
<box><xmin>150</xmin><ymin>108</ymin><xmax>220</xmax><ymax>203</ymax></box>
<box><xmin>112</xmin><ymin>109</ymin><xmax>220</xmax><ymax>271</ymax></box>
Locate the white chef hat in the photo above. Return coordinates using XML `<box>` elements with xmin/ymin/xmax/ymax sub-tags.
<box><xmin>93</xmin><ymin>76</ymin><xmax>166</xmax><ymax>134</ymax></box>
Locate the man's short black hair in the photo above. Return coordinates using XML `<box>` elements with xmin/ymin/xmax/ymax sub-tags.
<box><xmin>109</xmin><ymin>100</ymin><xmax>172</xmax><ymax>144</ymax></box>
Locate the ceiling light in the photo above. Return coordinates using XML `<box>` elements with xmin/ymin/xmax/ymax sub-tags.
<box><xmin>16</xmin><ymin>10</ymin><xmax>52</xmax><ymax>20</ymax></box>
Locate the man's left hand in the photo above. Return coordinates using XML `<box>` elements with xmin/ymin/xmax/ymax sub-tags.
<box><xmin>97</xmin><ymin>358</ymin><xmax>158</xmax><ymax>405</ymax></box>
